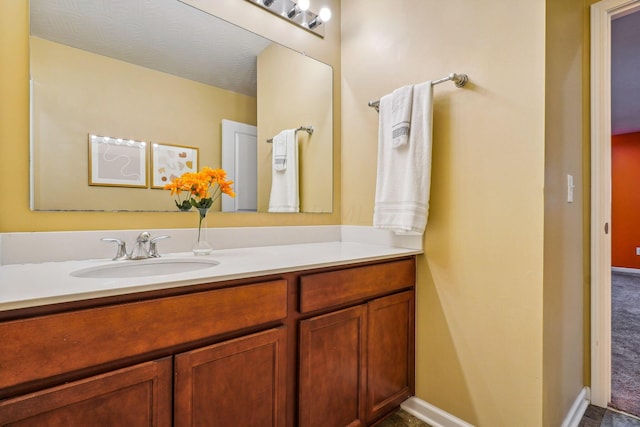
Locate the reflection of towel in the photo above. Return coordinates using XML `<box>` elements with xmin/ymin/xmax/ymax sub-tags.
<box><xmin>273</xmin><ymin>136</ymin><xmax>287</xmax><ymax>171</ymax></box>
<box><xmin>268</xmin><ymin>129</ymin><xmax>299</xmax><ymax>212</ymax></box>
<box><xmin>391</xmin><ymin>85</ymin><xmax>413</xmax><ymax>148</ymax></box>
<box><xmin>374</xmin><ymin>81</ymin><xmax>433</xmax><ymax>234</ymax></box>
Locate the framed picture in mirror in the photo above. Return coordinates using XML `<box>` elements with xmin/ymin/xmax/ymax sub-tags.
<box><xmin>151</xmin><ymin>143</ymin><xmax>199</xmax><ymax>189</ymax></box>
<box><xmin>88</xmin><ymin>134</ymin><xmax>148</xmax><ymax>188</ymax></box>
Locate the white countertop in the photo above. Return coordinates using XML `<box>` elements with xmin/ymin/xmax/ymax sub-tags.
<box><xmin>0</xmin><ymin>241</ymin><xmax>420</xmax><ymax>311</ymax></box>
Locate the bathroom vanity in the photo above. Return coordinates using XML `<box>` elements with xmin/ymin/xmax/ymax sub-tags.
<box><xmin>0</xmin><ymin>242</ymin><xmax>416</xmax><ymax>427</ymax></box>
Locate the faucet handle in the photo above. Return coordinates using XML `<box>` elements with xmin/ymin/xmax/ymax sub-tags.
<box><xmin>101</xmin><ymin>238</ymin><xmax>128</xmax><ymax>260</ymax></box>
<box><xmin>149</xmin><ymin>235</ymin><xmax>171</xmax><ymax>258</ymax></box>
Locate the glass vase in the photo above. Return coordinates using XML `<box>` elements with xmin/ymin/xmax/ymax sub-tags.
<box><xmin>192</xmin><ymin>207</ymin><xmax>213</xmax><ymax>256</ymax></box>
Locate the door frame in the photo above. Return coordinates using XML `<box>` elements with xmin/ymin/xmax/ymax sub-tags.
<box><xmin>590</xmin><ymin>0</ymin><xmax>640</xmax><ymax>407</ymax></box>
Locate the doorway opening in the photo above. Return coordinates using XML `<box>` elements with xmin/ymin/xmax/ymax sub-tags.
<box><xmin>590</xmin><ymin>0</ymin><xmax>640</xmax><ymax>412</ymax></box>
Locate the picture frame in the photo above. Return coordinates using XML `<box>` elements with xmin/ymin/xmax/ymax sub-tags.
<box><xmin>88</xmin><ymin>134</ymin><xmax>148</xmax><ymax>188</ymax></box>
<box><xmin>151</xmin><ymin>143</ymin><xmax>199</xmax><ymax>188</ymax></box>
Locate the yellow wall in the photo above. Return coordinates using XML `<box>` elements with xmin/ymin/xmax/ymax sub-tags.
<box><xmin>341</xmin><ymin>1</ymin><xmax>546</xmax><ymax>425</ymax></box>
<box><xmin>257</xmin><ymin>43</ymin><xmax>333</xmax><ymax>213</ymax></box>
<box><xmin>31</xmin><ymin>37</ymin><xmax>256</xmax><ymax>211</ymax></box>
<box><xmin>543</xmin><ymin>0</ymin><xmax>591</xmax><ymax>425</ymax></box>
<box><xmin>0</xmin><ymin>0</ymin><xmax>340</xmax><ymax>232</ymax></box>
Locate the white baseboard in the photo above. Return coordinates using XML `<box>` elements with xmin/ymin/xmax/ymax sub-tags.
<box><xmin>611</xmin><ymin>266</ymin><xmax>640</xmax><ymax>275</ymax></box>
<box><xmin>401</xmin><ymin>397</ymin><xmax>475</xmax><ymax>427</ymax></box>
<box><xmin>402</xmin><ymin>388</ymin><xmax>590</xmax><ymax>427</ymax></box>
<box><xmin>561</xmin><ymin>387</ymin><xmax>590</xmax><ymax>427</ymax></box>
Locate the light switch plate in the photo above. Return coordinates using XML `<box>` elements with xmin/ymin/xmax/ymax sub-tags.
<box><xmin>567</xmin><ymin>174</ymin><xmax>574</xmax><ymax>203</ymax></box>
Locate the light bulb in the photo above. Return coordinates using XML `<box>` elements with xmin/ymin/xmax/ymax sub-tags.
<box><xmin>298</xmin><ymin>0</ymin><xmax>310</xmax><ymax>11</ymax></box>
<box><xmin>319</xmin><ymin>7</ymin><xmax>331</xmax><ymax>22</ymax></box>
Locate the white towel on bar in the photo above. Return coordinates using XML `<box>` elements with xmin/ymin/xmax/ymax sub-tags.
<box><xmin>268</xmin><ymin>129</ymin><xmax>299</xmax><ymax>213</ymax></box>
<box><xmin>373</xmin><ymin>81</ymin><xmax>433</xmax><ymax>234</ymax></box>
<box><xmin>391</xmin><ymin>85</ymin><xmax>413</xmax><ymax>148</ymax></box>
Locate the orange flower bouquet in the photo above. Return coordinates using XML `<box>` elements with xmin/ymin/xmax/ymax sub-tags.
<box><xmin>164</xmin><ymin>167</ymin><xmax>235</xmax><ymax>254</ymax></box>
<box><xmin>164</xmin><ymin>167</ymin><xmax>235</xmax><ymax>211</ymax></box>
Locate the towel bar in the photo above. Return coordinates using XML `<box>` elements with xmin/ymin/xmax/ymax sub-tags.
<box><xmin>367</xmin><ymin>73</ymin><xmax>468</xmax><ymax>112</ymax></box>
<box><xmin>267</xmin><ymin>126</ymin><xmax>314</xmax><ymax>143</ymax></box>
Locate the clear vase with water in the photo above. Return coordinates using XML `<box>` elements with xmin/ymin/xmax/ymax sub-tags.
<box><xmin>192</xmin><ymin>207</ymin><xmax>213</xmax><ymax>255</ymax></box>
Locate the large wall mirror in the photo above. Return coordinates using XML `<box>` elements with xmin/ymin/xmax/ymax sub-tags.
<box><xmin>29</xmin><ymin>0</ymin><xmax>333</xmax><ymax>213</ymax></box>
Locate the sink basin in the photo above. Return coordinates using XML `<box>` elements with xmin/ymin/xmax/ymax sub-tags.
<box><xmin>71</xmin><ymin>258</ymin><xmax>220</xmax><ymax>279</ymax></box>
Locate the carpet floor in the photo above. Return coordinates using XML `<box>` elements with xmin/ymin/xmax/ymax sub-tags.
<box><xmin>611</xmin><ymin>272</ymin><xmax>640</xmax><ymax>417</ymax></box>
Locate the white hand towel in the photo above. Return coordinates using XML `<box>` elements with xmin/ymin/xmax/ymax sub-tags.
<box><xmin>391</xmin><ymin>85</ymin><xmax>413</xmax><ymax>148</ymax></box>
<box><xmin>373</xmin><ymin>81</ymin><xmax>433</xmax><ymax>234</ymax></box>
<box><xmin>268</xmin><ymin>129</ymin><xmax>299</xmax><ymax>212</ymax></box>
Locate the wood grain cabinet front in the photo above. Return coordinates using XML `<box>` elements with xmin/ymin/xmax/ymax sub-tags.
<box><xmin>174</xmin><ymin>328</ymin><xmax>287</xmax><ymax>427</ymax></box>
<box><xmin>0</xmin><ymin>358</ymin><xmax>173</xmax><ymax>427</ymax></box>
<box><xmin>298</xmin><ymin>291</ymin><xmax>415</xmax><ymax>427</ymax></box>
<box><xmin>366</xmin><ymin>291</ymin><xmax>415</xmax><ymax>423</ymax></box>
<box><xmin>299</xmin><ymin>305</ymin><xmax>367</xmax><ymax>427</ymax></box>
<box><xmin>0</xmin><ymin>279</ymin><xmax>287</xmax><ymax>393</ymax></box>
<box><xmin>0</xmin><ymin>279</ymin><xmax>288</xmax><ymax>426</ymax></box>
<box><xmin>299</xmin><ymin>259</ymin><xmax>415</xmax><ymax>313</ymax></box>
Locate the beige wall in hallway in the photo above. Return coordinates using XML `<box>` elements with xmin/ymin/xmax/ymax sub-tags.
<box><xmin>543</xmin><ymin>0</ymin><xmax>592</xmax><ymax>425</ymax></box>
<box><xmin>341</xmin><ymin>1</ymin><xmax>546</xmax><ymax>425</ymax></box>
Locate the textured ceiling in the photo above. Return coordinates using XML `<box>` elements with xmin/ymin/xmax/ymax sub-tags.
<box><xmin>30</xmin><ymin>0</ymin><xmax>273</xmax><ymax>97</ymax></box>
<box><xmin>612</xmin><ymin>10</ymin><xmax>640</xmax><ymax>135</ymax></box>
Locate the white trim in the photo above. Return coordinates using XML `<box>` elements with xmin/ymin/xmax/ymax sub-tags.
<box><xmin>590</xmin><ymin>0</ymin><xmax>640</xmax><ymax>408</ymax></box>
<box><xmin>611</xmin><ymin>266</ymin><xmax>640</xmax><ymax>275</ymax></box>
<box><xmin>561</xmin><ymin>387</ymin><xmax>591</xmax><ymax>427</ymax></box>
<box><xmin>401</xmin><ymin>397</ymin><xmax>474</xmax><ymax>427</ymax></box>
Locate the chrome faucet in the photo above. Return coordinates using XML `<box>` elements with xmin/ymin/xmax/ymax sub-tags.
<box><xmin>102</xmin><ymin>232</ymin><xmax>171</xmax><ymax>260</ymax></box>
<box><xmin>129</xmin><ymin>231</ymin><xmax>151</xmax><ymax>260</ymax></box>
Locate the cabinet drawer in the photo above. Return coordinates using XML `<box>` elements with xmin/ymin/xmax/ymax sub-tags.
<box><xmin>299</xmin><ymin>259</ymin><xmax>414</xmax><ymax>313</ymax></box>
<box><xmin>0</xmin><ymin>280</ymin><xmax>287</xmax><ymax>391</ymax></box>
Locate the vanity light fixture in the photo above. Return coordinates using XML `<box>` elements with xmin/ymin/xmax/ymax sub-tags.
<box><xmin>245</xmin><ymin>0</ymin><xmax>331</xmax><ymax>38</ymax></box>
<box><xmin>287</xmin><ymin>0</ymin><xmax>309</xmax><ymax>19</ymax></box>
<box><xmin>308</xmin><ymin>6</ymin><xmax>331</xmax><ymax>29</ymax></box>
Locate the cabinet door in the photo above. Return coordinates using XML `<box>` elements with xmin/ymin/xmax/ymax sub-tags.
<box><xmin>299</xmin><ymin>305</ymin><xmax>367</xmax><ymax>427</ymax></box>
<box><xmin>174</xmin><ymin>328</ymin><xmax>287</xmax><ymax>427</ymax></box>
<box><xmin>0</xmin><ymin>358</ymin><xmax>172</xmax><ymax>427</ymax></box>
<box><xmin>366</xmin><ymin>291</ymin><xmax>415</xmax><ymax>423</ymax></box>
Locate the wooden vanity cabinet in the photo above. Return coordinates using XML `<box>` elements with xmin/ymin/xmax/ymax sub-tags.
<box><xmin>0</xmin><ymin>256</ymin><xmax>415</xmax><ymax>427</ymax></box>
<box><xmin>298</xmin><ymin>259</ymin><xmax>415</xmax><ymax>427</ymax></box>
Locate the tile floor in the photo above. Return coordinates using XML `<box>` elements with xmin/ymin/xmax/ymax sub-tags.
<box><xmin>580</xmin><ymin>405</ymin><xmax>640</xmax><ymax>427</ymax></box>
<box><xmin>376</xmin><ymin>409</ymin><xmax>431</xmax><ymax>427</ymax></box>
